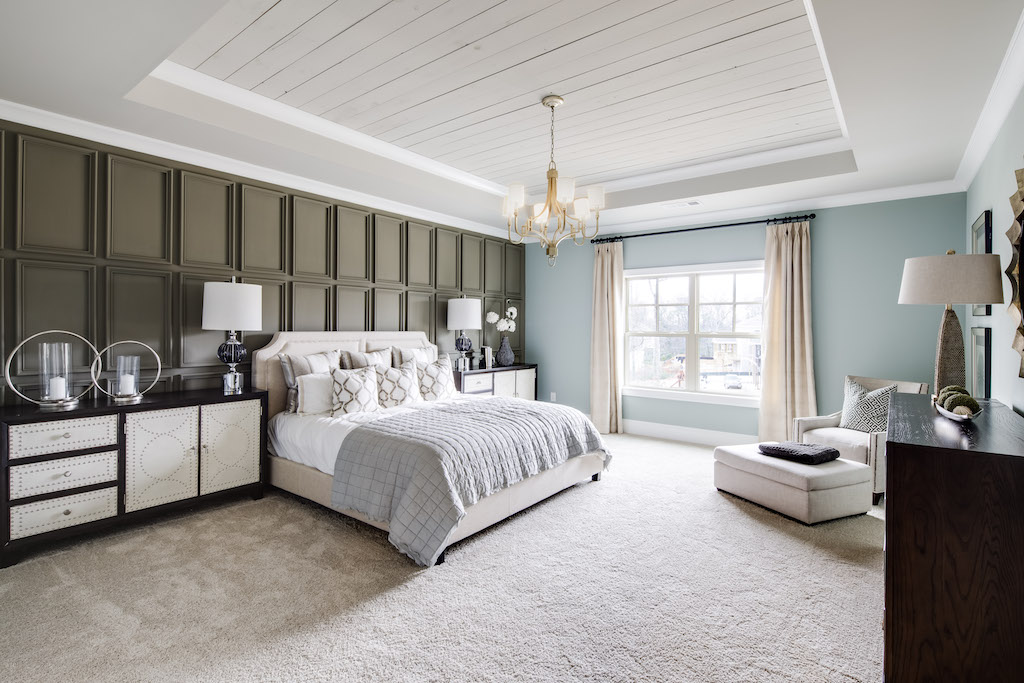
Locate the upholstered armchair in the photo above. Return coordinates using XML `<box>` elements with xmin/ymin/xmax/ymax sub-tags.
<box><xmin>792</xmin><ymin>375</ymin><xmax>929</xmax><ymax>503</ymax></box>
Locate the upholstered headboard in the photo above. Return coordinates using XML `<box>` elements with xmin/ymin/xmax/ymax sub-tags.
<box><xmin>252</xmin><ymin>331</ymin><xmax>434</xmax><ymax>417</ymax></box>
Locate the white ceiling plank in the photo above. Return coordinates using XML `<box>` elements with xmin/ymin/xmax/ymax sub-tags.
<box><xmin>461</xmin><ymin>63</ymin><xmax>829</xmax><ymax>176</ymax></box>
<box><xmin>196</xmin><ymin>0</ymin><xmax>337</xmax><ymax>80</ymax></box>
<box><xmin>351</xmin><ymin>0</ymin><xmax>805</xmax><ymax>137</ymax></box>
<box><xmin>225</xmin><ymin>0</ymin><xmax>391</xmax><ymax>90</ymax></box>
<box><xmin>427</xmin><ymin>46</ymin><xmax>825</xmax><ymax>164</ymax></box>
<box><xmin>253</xmin><ymin>0</ymin><xmax>451</xmax><ymax>102</ymax></box>
<box><xmin>296</xmin><ymin>0</ymin><xmax>554</xmax><ymax>115</ymax></box>
<box><xmin>396</xmin><ymin>15</ymin><xmax>814</xmax><ymax>151</ymax></box>
<box><xmin>322</xmin><ymin>0</ymin><xmax>692</xmax><ymax>130</ymax></box>
<box><xmin>169</xmin><ymin>0</ymin><xmax>280</xmax><ymax>69</ymax></box>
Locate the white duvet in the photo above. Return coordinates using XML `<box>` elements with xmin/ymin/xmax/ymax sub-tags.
<box><xmin>268</xmin><ymin>395</ymin><xmax>486</xmax><ymax>475</ymax></box>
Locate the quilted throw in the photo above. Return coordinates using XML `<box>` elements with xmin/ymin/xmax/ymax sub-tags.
<box><xmin>330</xmin><ymin>397</ymin><xmax>610</xmax><ymax>566</ymax></box>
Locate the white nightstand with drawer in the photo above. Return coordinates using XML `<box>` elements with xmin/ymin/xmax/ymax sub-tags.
<box><xmin>452</xmin><ymin>364</ymin><xmax>537</xmax><ymax>400</ymax></box>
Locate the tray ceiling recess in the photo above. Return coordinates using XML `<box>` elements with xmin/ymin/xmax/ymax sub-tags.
<box><xmin>167</xmin><ymin>0</ymin><xmax>846</xmax><ymax>194</ymax></box>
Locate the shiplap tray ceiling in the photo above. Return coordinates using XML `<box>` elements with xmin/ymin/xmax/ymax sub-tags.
<box><xmin>0</xmin><ymin>1</ymin><xmax>1021</xmax><ymax>235</ymax></box>
<box><xmin>169</xmin><ymin>0</ymin><xmax>844</xmax><ymax>194</ymax></box>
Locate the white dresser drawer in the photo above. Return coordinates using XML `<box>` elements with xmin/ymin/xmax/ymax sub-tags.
<box><xmin>9</xmin><ymin>451</ymin><xmax>119</xmax><ymax>500</ymax></box>
<box><xmin>9</xmin><ymin>487</ymin><xmax>118</xmax><ymax>540</ymax></box>
<box><xmin>461</xmin><ymin>374</ymin><xmax>494</xmax><ymax>393</ymax></box>
<box><xmin>8</xmin><ymin>415</ymin><xmax>119</xmax><ymax>460</ymax></box>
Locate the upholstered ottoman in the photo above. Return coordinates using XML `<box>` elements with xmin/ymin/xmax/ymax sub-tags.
<box><xmin>713</xmin><ymin>443</ymin><xmax>872</xmax><ymax>524</ymax></box>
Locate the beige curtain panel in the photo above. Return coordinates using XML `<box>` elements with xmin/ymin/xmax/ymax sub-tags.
<box><xmin>591</xmin><ymin>242</ymin><xmax>624</xmax><ymax>434</ymax></box>
<box><xmin>759</xmin><ymin>221</ymin><xmax>817</xmax><ymax>441</ymax></box>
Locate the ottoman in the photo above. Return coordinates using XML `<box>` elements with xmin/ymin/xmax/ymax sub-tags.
<box><xmin>713</xmin><ymin>443</ymin><xmax>872</xmax><ymax>524</ymax></box>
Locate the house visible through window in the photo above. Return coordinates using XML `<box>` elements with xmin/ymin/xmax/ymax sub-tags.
<box><xmin>624</xmin><ymin>261</ymin><xmax>764</xmax><ymax>399</ymax></box>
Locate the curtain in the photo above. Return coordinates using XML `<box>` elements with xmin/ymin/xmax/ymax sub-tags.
<box><xmin>758</xmin><ymin>221</ymin><xmax>817</xmax><ymax>441</ymax></box>
<box><xmin>591</xmin><ymin>242</ymin><xmax>624</xmax><ymax>433</ymax></box>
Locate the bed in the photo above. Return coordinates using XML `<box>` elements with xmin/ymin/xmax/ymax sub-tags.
<box><xmin>253</xmin><ymin>331</ymin><xmax>609</xmax><ymax>566</ymax></box>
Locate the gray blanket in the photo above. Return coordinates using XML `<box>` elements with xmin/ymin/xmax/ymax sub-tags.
<box><xmin>330</xmin><ymin>397</ymin><xmax>610</xmax><ymax>566</ymax></box>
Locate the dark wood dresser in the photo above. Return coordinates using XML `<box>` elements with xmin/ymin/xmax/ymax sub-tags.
<box><xmin>884</xmin><ymin>393</ymin><xmax>1024</xmax><ymax>681</ymax></box>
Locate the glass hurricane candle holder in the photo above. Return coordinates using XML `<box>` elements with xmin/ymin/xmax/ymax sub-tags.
<box><xmin>3</xmin><ymin>330</ymin><xmax>99</xmax><ymax>411</ymax></box>
<box><xmin>90</xmin><ymin>341</ymin><xmax>161</xmax><ymax>405</ymax></box>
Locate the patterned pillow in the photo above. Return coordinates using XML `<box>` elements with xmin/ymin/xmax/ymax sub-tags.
<box><xmin>839</xmin><ymin>378</ymin><xmax>897</xmax><ymax>432</ymax></box>
<box><xmin>330</xmin><ymin>367</ymin><xmax>380</xmax><ymax>416</ymax></box>
<box><xmin>296</xmin><ymin>373</ymin><xmax>334</xmax><ymax>415</ymax></box>
<box><xmin>376</xmin><ymin>361</ymin><xmax>421</xmax><ymax>408</ymax></box>
<box><xmin>344</xmin><ymin>348</ymin><xmax>392</xmax><ymax>370</ymax></box>
<box><xmin>391</xmin><ymin>345</ymin><xmax>438</xmax><ymax>367</ymax></box>
<box><xmin>416</xmin><ymin>355</ymin><xmax>456</xmax><ymax>401</ymax></box>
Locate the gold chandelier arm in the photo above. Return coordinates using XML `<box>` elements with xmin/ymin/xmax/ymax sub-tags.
<box><xmin>507</xmin><ymin>215</ymin><xmax>526</xmax><ymax>245</ymax></box>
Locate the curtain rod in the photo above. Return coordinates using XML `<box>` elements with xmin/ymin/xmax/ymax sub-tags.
<box><xmin>590</xmin><ymin>213</ymin><xmax>816</xmax><ymax>244</ymax></box>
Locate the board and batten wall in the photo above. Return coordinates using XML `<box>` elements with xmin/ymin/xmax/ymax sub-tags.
<box><xmin>966</xmin><ymin>79</ymin><xmax>1024</xmax><ymax>416</ymax></box>
<box><xmin>0</xmin><ymin>118</ymin><xmax>524</xmax><ymax>403</ymax></box>
<box><xmin>525</xmin><ymin>193</ymin><xmax>967</xmax><ymax>438</ymax></box>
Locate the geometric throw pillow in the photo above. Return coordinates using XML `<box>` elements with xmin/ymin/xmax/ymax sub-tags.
<box><xmin>375</xmin><ymin>361</ymin><xmax>421</xmax><ymax>409</ymax></box>
<box><xmin>330</xmin><ymin>367</ymin><xmax>380</xmax><ymax>417</ymax></box>
<box><xmin>416</xmin><ymin>355</ymin><xmax>456</xmax><ymax>402</ymax></box>
<box><xmin>839</xmin><ymin>378</ymin><xmax>897</xmax><ymax>432</ymax></box>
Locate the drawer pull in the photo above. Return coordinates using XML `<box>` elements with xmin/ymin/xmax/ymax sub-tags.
<box><xmin>62</xmin><ymin>509</ymin><xmax>72</xmax><ymax>516</ymax></box>
<box><xmin>63</xmin><ymin>471</ymin><xmax>72</xmax><ymax>478</ymax></box>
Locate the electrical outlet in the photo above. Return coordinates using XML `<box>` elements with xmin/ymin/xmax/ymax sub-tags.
<box><xmin>550</xmin><ymin>392</ymin><xmax>556</xmax><ymax>402</ymax></box>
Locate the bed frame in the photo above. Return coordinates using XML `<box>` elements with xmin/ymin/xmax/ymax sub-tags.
<box><xmin>252</xmin><ymin>331</ymin><xmax>605</xmax><ymax>565</ymax></box>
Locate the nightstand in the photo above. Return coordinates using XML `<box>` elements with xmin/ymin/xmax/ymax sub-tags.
<box><xmin>453</xmin><ymin>364</ymin><xmax>537</xmax><ymax>400</ymax></box>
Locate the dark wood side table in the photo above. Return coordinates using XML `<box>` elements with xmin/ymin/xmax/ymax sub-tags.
<box><xmin>884</xmin><ymin>393</ymin><xmax>1024</xmax><ymax>681</ymax></box>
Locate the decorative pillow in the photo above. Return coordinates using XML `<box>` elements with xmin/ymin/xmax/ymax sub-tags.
<box><xmin>296</xmin><ymin>373</ymin><xmax>334</xmax><ymax>415</ymax></box>
<box><xmin>376</xmin><ymin>361</ymin><xmax>421</xmax><ymax>408</ymax></box>
<box><xmin>416</xmin><ymin>355</ymin><xmax>456</xmax><ymax>401</ymax></box>
<box><xmin>344</xmin><ymin>348</ymin><xmax>392</xmax><ymax>370</ymax></box>
<box><xmin>278</xmin><ymin>350</ymin><xmax>341</xmax><ymax>413</ymax></box>
<box><xmin>286</xmin><ymin>387</ymin><xmax>299</xmax><ymax>413</ymax></box>
<box><xmin>839</xmin><ymin>378</ymin><xmax>897</xmax><ymax>432</ymax></box>
<box><xmin>391</xmin><ymin>345</ymin><xmax>439</xmax><ymax>367</ymax></box>
<box><xmin>330</xmin><ymin>367</ymin><xmax>380</xmax><ymax>416</ymax></box>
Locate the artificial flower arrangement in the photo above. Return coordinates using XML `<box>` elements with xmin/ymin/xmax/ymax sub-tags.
<box><xmin>486</xmin><ymin>306</ymin><xmax>518</xmax><ymax>335</ymax></box>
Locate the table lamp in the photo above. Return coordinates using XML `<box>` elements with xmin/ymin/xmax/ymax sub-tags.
<box><xmin>202</xmin><ymin>278</ymin><xmax>262</xmax><ymax>394</ymax></box>
<box><xmin>898</xmin><ymin>250</ymin><xmax>1003</xmax><ymax>392</ymax></box>
<box><xmin>446</xmin><ymin>297</ymin><xmax>481</xmax><ymax>371</ymax></box>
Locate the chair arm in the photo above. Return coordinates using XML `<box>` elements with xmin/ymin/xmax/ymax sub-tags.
<box><xmin>868</xmin><ymin>431</ymin><xmax>887</xmax><ymax>493</ymax></box>
<box><xmin>792</xmin><ymin>411</ymin><xmax>842</xmax><ymax>441</ymax></box>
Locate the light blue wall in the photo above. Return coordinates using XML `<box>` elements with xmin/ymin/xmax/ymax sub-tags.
<box><xmin>526</xmin><ymin>193</ymin><xmax>967</xmax><ymax>435</ymax></box>
<box><xmin>966</xmin><ymin>81</ymin><xmax>1024</xmax><ymax>415</ymax></box>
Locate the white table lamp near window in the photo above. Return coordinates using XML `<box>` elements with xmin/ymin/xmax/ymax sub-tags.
<box><xmin>898</xmin><ymin>250</ymin><xmax>1003</xmax><ymax>392</ymax></box>
<box><xmin>447</xmin><ymin>297</ymin><xmax>481</xmax><ymax>371</ymax></box>
<box><xmin>202</xmin><ymin>278</ymin><xmax>262</xmax><ymax>394</ymax></box>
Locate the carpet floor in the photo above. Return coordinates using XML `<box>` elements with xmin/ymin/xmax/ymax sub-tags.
<box><xmin>0</xmin><ymin>434</ymin><xmax>884</xmax><ymax>682</ymax></box>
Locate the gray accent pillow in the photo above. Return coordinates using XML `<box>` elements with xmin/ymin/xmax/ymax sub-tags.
<box><xmin>278</xmin><ymin>350</ymin><xmax>341</xmax><ymax>413</ymax></box>
<box><xmin>344</xmin><ymin>348</ymin><xmax>392</xmax><ymax>370</ymax></box>
<box><xmin>416</xmin><ymin>355</ymin><xmax>456</xmax><ymax>401</ymax></box>
<box><xmin>839</xmin><ymin>378</ymin><xmax>897</xmax><ymax>432</ymax></box>
<box><xmin>330</xmin><ymin>367</ymin><xmax>380</xmax><ymax>416</ymax></box>
<box><xmin>376</xmin><ymin>361</ymin><xmax>421</xmax><ymax>408</ymax></box>
<box><xmin>391</xmin><ymin>345</ymin><xmax>438</xmax><ymax>367</ymax></box>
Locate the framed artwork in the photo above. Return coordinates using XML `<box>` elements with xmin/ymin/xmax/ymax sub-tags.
<box><xmin>971</xmin><ymin>210</ymin><xmax>993</xmax><ymax>315</ymax></box>
<box><xmin>971</xmin><ymin>327</ymin><xmax>991</xmax><ymax>399</ymax></box>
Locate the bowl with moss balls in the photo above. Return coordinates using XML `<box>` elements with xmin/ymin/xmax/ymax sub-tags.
<box><xmin>933</xmin><ymin>385</ymin><xmax>983</xmax><ymax>422</ymax></box>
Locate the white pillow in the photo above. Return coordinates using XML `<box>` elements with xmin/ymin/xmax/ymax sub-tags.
<box><xmin>376</xmin><ymin>361</ymin><xmax>421</xmax><ymax>408</ymax></box>
<box><xmin>279</xmin><ymin>350</ymin><xmax>341</xmax><ymax>388</ymax></box>
<box><xmin>391</xmin><ymin>345</ymin><xmax>439</xmax><ymax>367</ymax></box>
<box><xmin>296</xmin><ymin>373</ymin><xmax>334</xmax><ymax>415</ymax></box>
<box><xmin>416</xmin><ymin>356</ymin><xmax>456</xmax><ymax>401</ymax></box>
<box><xmin>330</xmin><ymin>367</ymin><xmax>380</xmax><ymax>416</ymax></box>
<box><xmin>345</xmin><ymin>348</ymin><xmax>392</xmax><ymax>370</ymax></box>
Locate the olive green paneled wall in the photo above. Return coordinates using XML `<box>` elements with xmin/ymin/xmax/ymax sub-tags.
<box><xmin>0</xmin><ymin>119</ymin><xmax>524</xmax><ymax>403</ymax></box>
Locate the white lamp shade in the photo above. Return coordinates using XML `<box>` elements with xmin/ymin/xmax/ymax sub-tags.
<box><xmin>573</xmin><ymin>197</ymin><xmax>590</xmax><ymax>217</ymax></box>
<box><xmin>202</xmin><ymin>281</ymin><xmax>263</xmax><ymax>331</ymax></box>
<box><xmin>446</xmin><ymin>298</ymin><xmax>482</xmax><ymax>331</ymax></box>
<box><xmin>556</xmin><ymin>176</ymin><xmax>575</xmax><ymax>204</ymax></box>
<box><xmin>508</xmin><ymin>184</ymin><xmax>526</xmax><ymax>209</ymax></box>
<box><xmin>898</xmin><ymin>253</ymin><xmax>1004</xmax><ymax>305</ymax></box>
<box><xmin>587</xmin><ymin>185</ymin><xmax>606</xmax><ymax>210</ymax></box>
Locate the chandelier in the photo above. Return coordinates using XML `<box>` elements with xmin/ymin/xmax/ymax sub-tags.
<box><xmin>503</xmin><ymin>95</ymin><xmax>605</xmax><ymax>266</ymax></box>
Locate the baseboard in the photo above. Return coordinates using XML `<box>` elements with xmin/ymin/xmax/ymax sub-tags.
<box><xmin>622</xmin><ymin>419</ymin><xmax>755</xmax><ymax>447</ymax></box>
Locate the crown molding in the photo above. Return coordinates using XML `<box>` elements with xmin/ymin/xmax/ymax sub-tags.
<box><xmin>0</xmin><ymin>97</ymin><xmax>507</xmax><ymax>238</ymax></box>
<box><xmin>955</xmin><ymin>8</ymin><xmax>1024</xmax><ymax>188</ymax></box>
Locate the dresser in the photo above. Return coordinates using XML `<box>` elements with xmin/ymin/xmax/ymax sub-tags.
<box><xmin>884</xmin><ymin>393</ymin><xmax>1024</xmax><ymax>681</ymax></box>
<box><xmin>1</xmin><ymin>389</ymin><xmax>267</xmax><ymax>567</ymax></box>
<box><xmin>453</xmin><ymin>364</ymin><xmax>537</xmax><ymax>400</ymax></box>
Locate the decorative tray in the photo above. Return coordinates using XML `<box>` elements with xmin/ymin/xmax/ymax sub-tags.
<box><xmin>933</xmin><ymin>399</ymin><xmax>983</xmax><ymax>422</ymax></box>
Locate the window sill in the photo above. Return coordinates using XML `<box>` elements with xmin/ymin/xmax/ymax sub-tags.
<box><xmin>622</xmin><ymin>386</ymin><xmax>760</xmax><ymax>408</ymax></box>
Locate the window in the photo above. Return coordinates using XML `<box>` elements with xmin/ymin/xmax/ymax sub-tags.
<box><xmin>624</xmin><ymin>261</ymin><xmax>764</xmax><ymax>403</ymax></box>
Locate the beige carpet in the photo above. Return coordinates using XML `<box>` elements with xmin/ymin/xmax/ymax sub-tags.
<box><xmin>0</xmin><ymin>435</ymin><xmax>884</xmax><ymax>682</ymax></box>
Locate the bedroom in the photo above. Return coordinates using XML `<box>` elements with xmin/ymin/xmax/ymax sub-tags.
<box><xmin>1</xmin><ymin>0</ymin><xmax>1023</xmax><ymax>681</ymax></box>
